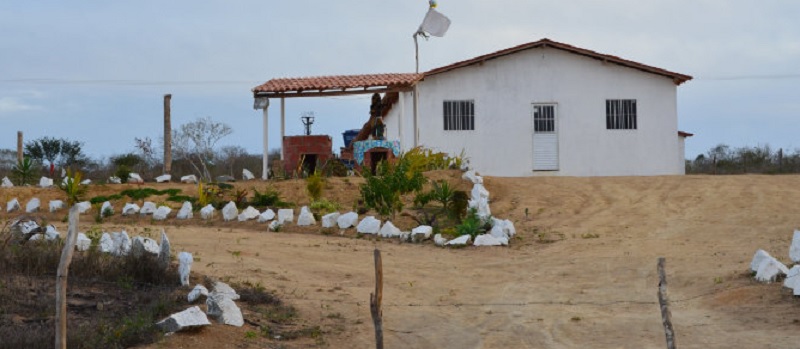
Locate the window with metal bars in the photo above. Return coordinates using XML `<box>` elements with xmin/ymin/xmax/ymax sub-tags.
<box><xmin>533</xmin><ymin>105</ymin><xmax>555</xmax><ymax>132</ymax></box>
<box><xmin>606</xmin><ymin>99</ymin><xmax>637</xmax><ymax>130</ymax></box>
<box><xmin>443</xmin><ymin>100</ymin><xmax>475</xmax><ymax>131</ymax></box>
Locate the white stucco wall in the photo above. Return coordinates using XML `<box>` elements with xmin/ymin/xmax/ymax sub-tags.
<box><xmin>385</xmin><ymin>47</ymin><xmax>684</xmax><ymax>177</ymax></box>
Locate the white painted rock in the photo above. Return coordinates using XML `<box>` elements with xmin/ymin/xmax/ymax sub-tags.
<box><xmin>10</xmin><ymin>219</ymin><xmax>39</xmax><ymax>239</ymax></box>
<box><xmin>1</xmin><ymin>176</ymin><xmax>12</xmax><ymax>187</ymax></box>
<box><xmin>258</xmin><ymin>209</ymin><xmax>276</xmax><ymax>223</ymax></box>
<box><xmin>206</xmin><ymin>293</ymin><xmax>244</xmax><ymax>327</ymax></box>
<box><xmin>222</xmin><ymin>201</ymin><xmax>238</xmax><ymax>221</ymax></box>
<box><xmin>181</xmin><ymin>175</ymin><xmax>198</xmax><ymax>184</ymax></box>
<box><xmin>412</xmin><ymin>225</ymin><xmax>433</xmax><ymax>241</ymax></box>
<box><xmin>48</xmin><ymin>200</ymin><xmax>64</xmax><ymax>213</ymax></box>
<box><xmin>100</xmin><ymin>201</ymin><xmax>113</xmax><ymax>217</ymax></box>
<box><xmin>200</xmin><ymin>204</ymin><xmax>216</xmax><ymax>219</ymax></box>
<box><xmin>379</xmin><ymin>221</ymin><xmax>401</xmax><ymax>238</ymax></box>
<box><xmin>153</xmin><ymin>206</ymin><xmax>172</xmax><ymax>221</ymax></box>
<box><xmin>140</xmin><ymin>201</ymin><xmax>157</xmax><ymax>215</ymax></box>
<box><xmin>750</xmin><ymin>249</ymin><xmax>772</xmax><ymax>272</ymax></box>
<box><xmin>80</xmin><ymin>179</ymin><xmax>91</xmax><ymax>185</ymax></box>
<box><xmin>76</xmin><ymin>201</ymin><xmax>91</xmax><ymax>214</ymax></box>
<box><xmin>177</xmin><ymin>202</ymin><xmax>193</xmax><ymax>220</ymax></box>
<box><xmin>242</xmin><ymin>169</ymin><xmax>255</xmax><ymax>181</ymax></box>
<box><xmin>39</xmin><ymin>176</ymin><xmax>53</xmax><ymax>188</ymax></box>
<box><xmin>471</xmin><ymin>183</ymin><xmax>489</xmax><ymax>200</ymax></box>
<box><xmin>790</xmin><ymin>230</ymin><xmax>800</xmax><ymax>263</ymax></box>
<box><xmin>277</xmin><ymin>209</ymin><xmax>294</xmax><ymax>225</ymax></box>
<box><xmin>44</xmin><ymin>225</ymin><xmax>60</xmax><ymax>240</ymax></box>
<box><xmin>108</xmin><ymin>176</ymin><xmax>122</xmax><ymax>184</ymax></box>
<box><xmin>268</xmin><ymin>220</ymin><xmax>281</xmax><ymax>231</ymax></box>
<box><xmin>99</xmin><ymin>233</ymin><xmax>115</xmax><ymax>253</ymax></box>
<box><xmin>25</xmin><ymin>198</ymin><xmax>40</xmax><ymax>213</ymax></box>
<box><xmin>76</xmin><ymin>233</ymin><xmax>92</xmax><ymax>252</ymax></box>
<box><xmin>755</xmin><ymin>257</ymin><xmax>789</xmax><ymax>283</ymax></box>
<box><xmin>434</xmin><ymin>234</ymin><xmax>447</xmax><ymax>246</ymax></box>
<box><xmin>783</xmin><ymin>265</ymin><xmax>800</xmax><ymax>290</ymax></box>
<box><xmin>7</xmin><ymin>198</ymin><xmax>20</xmax><ymax>213</ymax></box>
<box><xmin>337</xmin><ymin>212</ymin><xmax>359</xmax><ymax>229</ymax></box>
<box><xmin>127</xmin><ymin>173</ymin><xmax>144</xmax><ymax>183</ymax></box>
<box><xmin>474</xmin><ymin>234</ymin><xmax>506</xmax><ymax>246</ymax></box>
<box><xmin>462</xmin><ymin>170</ymin><xmax>483</xmax><ymax>184</ymax></box>
<box><xmin>122</xmin><ymin>203</ymin><xmax>140</xmax><ymax>215</ymax></box>
<box><xmin>158</xmin><ymin>230</ymin><xmax>171</xmax><ymax>269</ymax></box>
<box><xmin>469</xmin><ymin>197</ymin><xmax>492</xmax><ymax>219</ymax></box>
<box><xmin>238</xmin><ymin>206</ymin><xmax>260</xmax><ymax>222</ymax></box>
<box><xmin>156</xmin><ymin>306</ymin><xmax>211</xmax><ymax>333</ymax></box>
<box><xmin>132</xmin><ymin>236</ymin><xmax>160</xmax><ymax>258</ymax></box>
<box><xmin>212</xmin><ymin>281</ymin><xmax>241</xmax><ymax>300</ymax></box>
<box><xmin>357</xmin><ymin>216</ymin><xmax>381</xmax><ymax>234</ymax></box>
<box><xmin>446</xmin><ymin>235</ymin><xmax>472</xmax><ymax>246</ymax></box>
<box><xmin>179</xmin><ymin>252</ymin><xmax>193</xmax><ymax>286</ymax></box>
<box><xmin>188</xmin><ymin>285</ymin><xmax>209</xmax><ymax>303</ymax></box>
<box><xmin>322</xmin><ymin>212</ymin><xmax>340</xmax><ymax>228</ymax></box>
<box><xmin>111</xmin><ymin>231</ymin><xmax>132</xmax><ymax>256</ymax></box>
<box><xmin>155</xmin><ymin>174</ymin><xmax>171</xmax><ymax>183</ymax></box>
<box><xmin>297</xmin><ymin>206</ymin><xmax>316</xmax><ymax>226</ymax></box>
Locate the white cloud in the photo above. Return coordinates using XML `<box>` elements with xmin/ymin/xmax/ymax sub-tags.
<box><xmin>0</xmin><ymin>97</ymin><xmax>42</xmax><ymax>113</ymax></box>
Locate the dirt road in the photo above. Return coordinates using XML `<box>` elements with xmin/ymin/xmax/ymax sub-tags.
<box><xmin>5</xmin><ymin>174</ymin><xmax>800</xmax><ymax>348</ymax></box>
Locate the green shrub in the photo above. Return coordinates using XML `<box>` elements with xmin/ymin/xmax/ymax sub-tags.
<box><xmin>11</xmin><ymin>157</ymin><xmax>37</xmax><ymax>186</ymax></box>
<box><xmin>251</xmin><ymin>187</ymin><xmax>292</xmax><ymax>208</ymax></box>
<box><xmin>455</xmin><ymin>208</ymin><xmax>492</xmax><ymax>239</ymax></box>
<box><xmin>360</xmin><ymin>156</ymin><xmax>425</xmax><ymax>219</ymax></box>
<box><xmin>310</xmin><ymin>199</ymin><xmax>340</xmax><ymax>214</ymax></box>
<box><xmin>115</xmin><ymin>165</ymin><xmax>132</xmax><ymax>183</ymax></box>
<box><xmin>306</xmin><ymin>171</ymin><xmax>324</xmax><ymax>201</ymax></box>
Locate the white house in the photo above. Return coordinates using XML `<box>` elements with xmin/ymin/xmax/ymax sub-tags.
<box><xmin>381</xmin><ymin>38</ymin><xmax>693</xmax><ymax>177</ymax></box>
<box><xmin>252</xmin><ymin>39</ymin><xmax>692</xmax><ymax>177</ymax></box>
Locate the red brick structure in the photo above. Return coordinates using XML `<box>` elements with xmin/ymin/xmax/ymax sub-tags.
<box><xmin>282</xmin><ymin>135</ymin><xmax>333</xmax><ymax>175</ymax></box>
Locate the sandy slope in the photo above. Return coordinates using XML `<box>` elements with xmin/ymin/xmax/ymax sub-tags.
<box><xmin>4</xmin><ymin>174</ymin><xmax>800</xmax><ymax>348</ymax></box>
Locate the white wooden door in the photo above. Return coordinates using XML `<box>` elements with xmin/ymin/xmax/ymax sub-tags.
<box><xmin>532</xmin><ymin>104</ymin><xmax>559</xmax><ymax>171</ymax></box>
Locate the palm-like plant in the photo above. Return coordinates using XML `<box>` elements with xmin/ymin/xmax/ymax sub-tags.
<box><xmin>12</xmin><ymin>157</ymin><xmax>37</xmax><ymax>186</ymax></box>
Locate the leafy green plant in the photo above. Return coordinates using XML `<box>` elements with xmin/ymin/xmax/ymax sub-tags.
<box><xmin>59</xmin><ymin>170</ymin><xmax>88</xmax><ymax>206</ymax></box>
<box><xmin>11</xmin><ymin>157</ymin><xmax>37</xmax><ymax>186</ymax></box>
<box><xmin>251</xmin><ymin>187</ymin><xmax>292</xmax><ymax>208</ymax></box>
<box><xmin>310</xmin><ymin>199</ymin><xmax>340</xmax><ymax>215</ymax></box>
<box><xmin>455</xmin><ymin>208</ymin><xmax>492</xmax><ymax>239</ymax></box>
<box><xmin>306</xmin><ymin>171</ymin><xmax>324</xmax><ymax>201</ymax></box>
<box><xmin>360</xmin><ymin>156</ymin><xmax>426</xmax><ymax>219</ymax></box>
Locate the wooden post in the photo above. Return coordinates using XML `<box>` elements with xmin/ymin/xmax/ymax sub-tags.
<box><xmin>164</xmin><ymin>94</ymin><xmax>172</xmax><ymax>175</ymax></box>
<box><xmin>657</xmin><ymin>257</ymin><xmax>676</xmax><ymax>349</ymax></box>
<box><xmin>16</xmin><ymin>131</ymin><xmax>23</xmax><ymax>162</ymax></box>
<box><xmin>55</xmin><ymin>205</ymin><xmax>80</xmax><ymax>349</ymax></box>
<box><xmin>370</xmin><ymin>249</ymin><xmax>384</xmax><ymax>349</ymax></box>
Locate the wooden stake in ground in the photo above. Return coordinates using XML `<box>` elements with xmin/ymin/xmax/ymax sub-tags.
<box><xmin>55</xmin><ymin>205</ymin><xmax>80</xmax><ymax>349</ymax></box>
<box><xmin>370</xmin><ymin>249</ymin><xmax>384</xmax><ymax>349</ymax></box>
<box><xmin>657</xmin><ymin>257</ymin><xmax>677</xmax><ymax>349</ymax></box>
<box><xmin>164</xmin><ymin>94</ymin><xmax>172</xmax><ymax>175</ymax></box>
<box><xmin>16</xmin><ymin>131</ymin><xmax>23</xmax><ymax>163</ymax></box>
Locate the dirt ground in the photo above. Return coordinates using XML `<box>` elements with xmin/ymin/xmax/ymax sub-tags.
<box><xmin>3</xmin><ymin>174</ymin><xmax>800</xmax><ymax>348</ymax></box>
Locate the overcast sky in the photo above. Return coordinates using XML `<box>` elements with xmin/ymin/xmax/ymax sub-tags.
<box><xmin>1</xmin><ymin>1</ymin><xmax>799</xmax><ymax>163</ymax></box>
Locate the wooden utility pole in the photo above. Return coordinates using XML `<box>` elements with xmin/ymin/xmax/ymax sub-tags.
<box><xmin>370</xmin><ymin>249</ymin><xmax>384</xmax><ymax>349</ymax></box>
<box><xmin>657</xmin><ymin>257</ymin><xmax>677</xmax><ymax>349</ymax></box>
<box><xmin>16</xmin><ymin>131</ymin><xmax>23</xmax><ymax>162</ymax></box>
<box><xmin>164</xmin><ymin>94</ymin><xmax>172</xmax><ymax>174</ymax></box>
<box><xmin>55</xmin><ymin>206</ymin><xmax>80</xmax><ymax>349</ymax></box>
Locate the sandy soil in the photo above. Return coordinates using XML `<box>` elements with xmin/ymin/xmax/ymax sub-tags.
<box><xmin>3</xmin><ymin>174</ymin><xmax>800</xmax><ymax>348</ymax></box>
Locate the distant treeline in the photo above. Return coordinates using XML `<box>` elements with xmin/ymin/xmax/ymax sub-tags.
<box><xmin>686</xmin><ymin>144</ymin><xmax>800</xmax><ymax>174</ymax></box>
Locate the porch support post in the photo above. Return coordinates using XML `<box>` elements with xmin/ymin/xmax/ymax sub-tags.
<box><xmin>268</xmin><ymin>104</ymin><xmax>269</xmax><ymax>180</ymax></box>
<box><xmin>281</xmin><ymin>97</ymin><xmax>286</xmax><ymax>160</ymax></box>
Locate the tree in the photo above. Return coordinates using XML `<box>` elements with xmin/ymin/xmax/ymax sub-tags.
<box><xmin>218</xmin><ymin>145</ymin><xmax>248</xmax><ymax>177</ymax></box>
<box><xmin>172</xmin><ymin>116</ymin><xmax>233</xmax><ymax>181</ymax></box>
<box><xmin>24</xmin><ymin>137</ymin><xmax>86</xmax><ymax>173</ymax></box>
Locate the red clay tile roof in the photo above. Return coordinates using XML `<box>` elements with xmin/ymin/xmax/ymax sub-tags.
<box><xmin>425</xmin><ymin>38</ymin><xmax>692</xmax><ymax>85</ymax></box>
<box><xmin>252</xmin><ymin>73</ymin><xmax>423</xmax><ymax>95</ymax></box>
<box><xmin>678</xmin><ymin>131</ymin><xmax>694</xmax><ymax>137</ymax></box>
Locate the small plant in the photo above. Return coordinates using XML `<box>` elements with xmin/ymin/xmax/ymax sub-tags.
<box><xmin>360</xmin><ymin>156</ymin><xmax>426</xmax><ymax>219</ymax></box>
<box><xmin>306</xmin><ymin>171</ymin><xmax>325</xmax><ymax>201</ymax></box>
<box><xmin>251</xmin><ymin>187</ymin><xmax>292</xmax><ymax>208</ymax></box>
<box><xmin>455</xmin><ymin>208</ymin><xmax>492</xmax><ymax>239</ymax></box>
<box><xmin>581</xmin><ymin>233</ymin><xmax>600</xmax><ymax>239</ymax></box>
<box><xmin>11</xmin><ymin>157</ymin><xmax>37</xmax><ymax>186</ymax></box>
<box><xmin>310</xmin><ymin>199</ymin><xmax>340</xmax><ymax>215</ymax></box>
<box><xmin>59</xmin><ymin>169</ymin><xmax>87</xmax><ymax>206</ymax></box>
